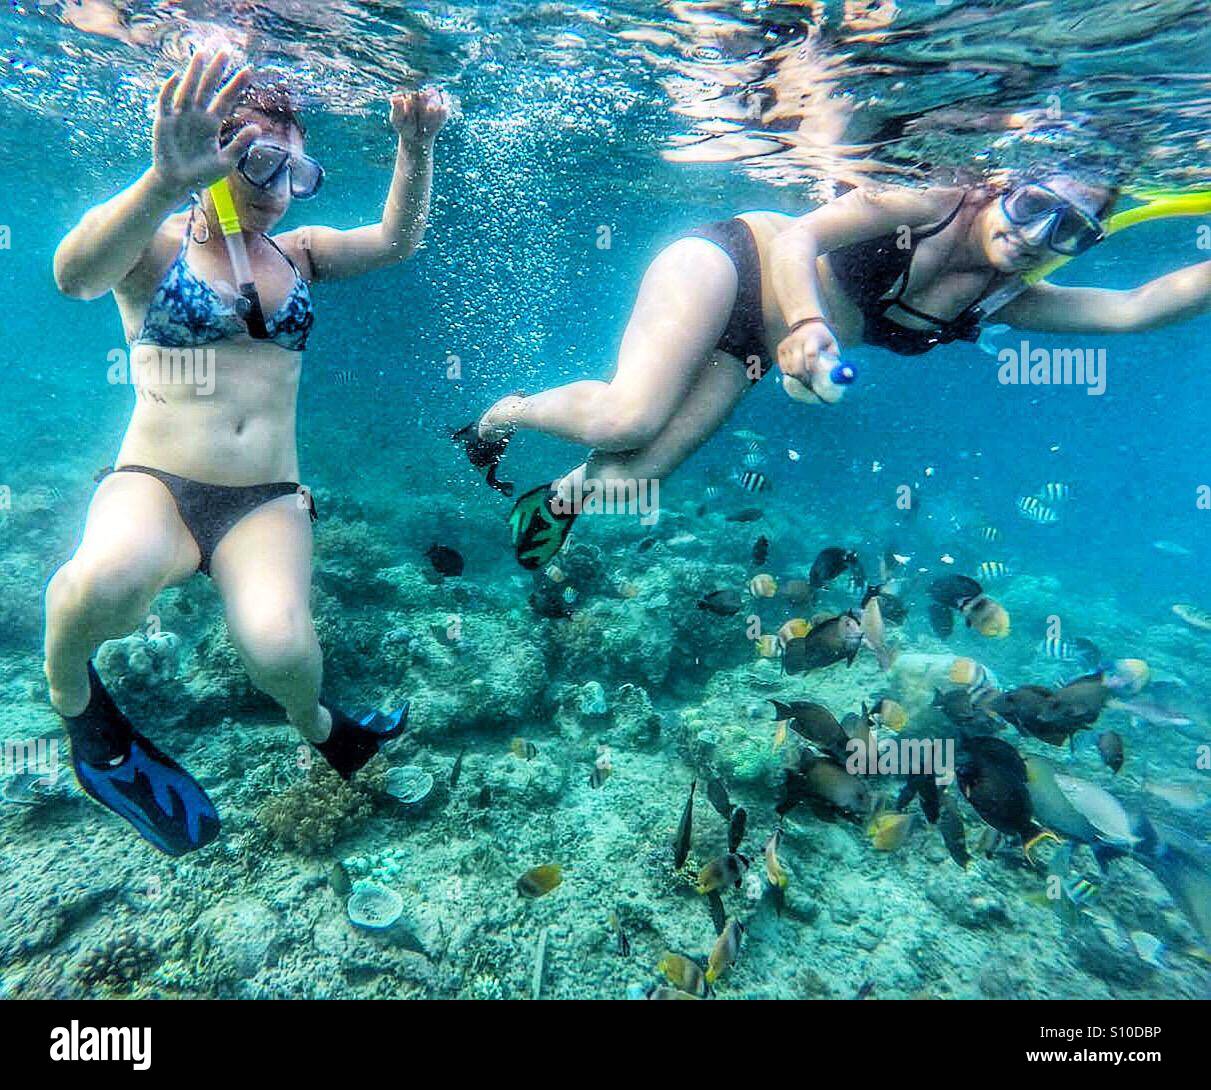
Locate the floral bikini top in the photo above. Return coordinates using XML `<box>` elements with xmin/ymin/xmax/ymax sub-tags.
<box><xmin>134</xmin><ymin>201</ymin><xmax>314</xmax><ymax>351</ymax></box>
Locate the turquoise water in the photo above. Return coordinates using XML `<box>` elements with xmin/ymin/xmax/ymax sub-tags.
<box><xmin>1</xmin><ymin>1</ymin><xmax>1209</xmax><ymax>999</ymax></box>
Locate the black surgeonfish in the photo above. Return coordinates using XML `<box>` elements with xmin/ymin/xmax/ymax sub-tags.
<box><xmin>776</xmin><ymin>756</ymin><xmax>871</xmax><ymax>821</ymax></box>
<box><xmin>810</xmin><ymin>546</ymin><xmax>864</xmax><ymax>590</ymax></box>
<box><xmin>955</xmin><ymin>735</ymin><xmax>1038</xmax><ymax>840</ymax></box>
<box><xmin>896</xmin><ymin>772</ymin><xmax>941</xmax><ymax>824</ymax></box>
<box><xmin>672</xmin><ymin>780</ymin><xmax>695</xmax><ymax>869</ymax></box>
<box><xmin>781</xmin><ymin>613</ymin><xmax>863</xmax><ymax>674</ymax></box>
<box><xmin>769</xmin><ymin>700</ymin><xmax>850</xmax><ymax>760</ymax></box>
<box><xmin>697</xmin><ymin>589</ymin><xmax>743</xmax><ymax>615</ymax></box>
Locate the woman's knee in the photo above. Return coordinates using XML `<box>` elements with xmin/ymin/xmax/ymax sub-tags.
<box><xmin>48</xmin><ymin>554</ymin><xmax>161</xmax><ymax>633</ymax></box>
<box><xmin>234</xmin><ymin>604</ymin><xmax>320</xmax><ymax>688</ymax></box>
<box><xmin>585</xmin><ymin>395</ymin><xmax>666</xmax><ymax>451</ymax></box>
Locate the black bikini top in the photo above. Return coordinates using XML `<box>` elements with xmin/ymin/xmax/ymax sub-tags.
<box><xmin>828</xmin><ymin>194</ymin><xmax>994</xmax><ymax>356</ymax></box>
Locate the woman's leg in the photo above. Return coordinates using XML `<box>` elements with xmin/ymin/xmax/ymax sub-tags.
<box><xmin>480</xmin><ymin>237</ymin><xmax>740</xmax><ymax>452</ymax></box>
<box><xmin>208</xmin><ymin>494</ymin><xmax>328</xmax><ymax>741</ymax></box>
<box><xmin>561</xmin><ymin>353</ymin><xmax>751</xmax><ymax>497</ymax></box>
<box><xmin>45</xmin><ymin>472</ymin><xmax>201</xmax><ymax>716</ymax></box>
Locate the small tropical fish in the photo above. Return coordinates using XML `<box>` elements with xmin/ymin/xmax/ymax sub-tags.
<box><xmin>517</xmin><ymin>864</ymin><xmax>563</xmax><ymax>898</ymax></box>
<box><xmin>809</xmin><ymin>546</ymin><xmax>863</xmax><ymax>590</ymax></box>
<box><xmin>332</xmin><ymin>368</ymin><xmax>358</xmax><ymax>386</ymax></box>
<box><xmin>1035</xmin><ymin>482</ymin><xmax>1071</xmax><ymax>503</ymax></box>
<box><xmin>754</xmin><ymin>634</ymin><xmax>780</xmax><ymax>658</ymax></box>
<box><xmin>1129</xmin><ymin>930</ymin><xmax>1166</xmax><ymax>970</ymax></box>
<box><xmin>764</xmin><ymin>827</ymin><xmax>788</xmax><ymax>890</ymax></box>
<box><xmin>772</xmin><ymin>719</ymin><xmax>788</xmax><ymax>750</ymax></box>
<box><xmin>510</xmin><ymin>738</ymin><xmax>538</xmax><ymax>760</ymax></box>
<box><xmin>735</xmin><ymin>470</ymin><xmax>770</xmax><ymax>493</ymax></box>
<box><xmin>698</xmin><ymin>589</ymin><xmax>743</xmax><ymax>615</ymax></box>
<box><xmin>545</xmin><ymin>562</ymin><xmax>566</xmax><ymax>581</ymax></box>
<box><xmin>727</xmin><ymin>807</ymin><xmax>747</xmax><ymax>854</ymax></box>
<box><xmin>646</xmin><ymin>985</ymin><xmax>702</xmax><ymax>1000</ymax></box>
<box><xmin>1062</xmin><ymin>875</ymin><xmax>1099</xmax><ymax>907</ymax></box>
<box><xmin>976</xmin><ymin>525</ymin><xmax>1002</xmax><ymax>543</ymax></box>
<box><xmin>608</xmin><ymin>910</ymin><xmax>631</xmax><ymax>957</ymax></box>
<box><xmin>949</xmin><ymin>656</ymin><xmax>999</xmax><ymax>696</ymax></box>
<box><xmin>706</xmin><ymin>918</ymin><xmax>744</xmax><ymax>985</ymax></box>
<box><xmin>748</xmin><ymin>573</ymin><xmax>777</xmax><ymax>598</ymax></box>
<box><xmin>657</xmin><ymin>952</ymin><xmax>707</xmax><ymax>997</ymax></box>
<box><xmin>706</xmin><ymin>777</ymin><xmax>734</xmax><ymax>820</ymax></box>
<box><xmin>869</xmin><ymin>696</ymin><xmax>908</xmax><ymax>732</ymax></box>
<box><xmin>449</xmin><ymin>747</ymin><xmax>466</xmax><ymax>789</ymax></box>
<box><xmin>1096</xmin><ymin>731</ymin><xmax>1124</xmax><ymax>774</ymax></box>
<box><xmin>696</xmin><ymin>852</ymin><xmax>750</xmax><ymax>894</ymax></box>
<box><xmin>1172</xmin><ymin>603</ymin><xmax>1211</xmax><ymax>631</ymax></box>
<box><xmin>742</xmin><ymin>450</ymin><xmax>767</xmax><ymax>470</ymax></box>
<box><xmin>1017</xmin><ymin>495</ymin><xmax>1059</xmax><ymax>524</ymax></box>
<box><xmin>1040</xmin><ymin>635</ymin><xmax>1101</xmax><ymax>667</ymax></box>
<box><xmin>1152</xmin><ymin>540</ymin><xmax>1192</xmax><ymax>557</ymax></box>
<box><xmin>751</xmin><ymin>535</ymin><xmax>769</xmax><ymax>566</ymax></box>
<box><xmin>938</xmin><ymin>790</ymin><xmax>969</xmax><ymax>869</ymax></box>
<box><xmin>672</xmin><ymin>780</ymin><xmax>696</xmax><ymax>869</ymax></box>
<box><xmin>425</xmin><ymin>544</ymin><xmax>465</xmax><ymax>576</ymax></box>
<box><xmin>867</xmin><ymin>811</ymin><xmax>914</xmax><ymax>852</ymax></box>
<box><xmin>733</xmin><ymin>429</ymin><xmax>763</xmax><ymax>443</ymax></box>
<box><xmin>589</xmin><ymin>764</ymin><xmax>612</xmax><ymax>789</ymax></box>
<box><xmin>962</xmin><ymin>595</ymin><xmax>1011</xmax><ymax>638</ymax></box>
<box><xmin>976</xmin><ymin>561</ymin><xmax>1011</xmax><ymax>582</ymax></box>
<box><xmin>779</xmin><ymin>579</ymin><xmax>815</xmax><ymax>604</ymax></box>
<box><xmin>1141</xmin><ymin>780</ymin><xmax>1206</xmax><ymax>812</ymax></box>
<box><xmin>777</xmin><ymin>618</ymin><xmax>811</xmax><ymax>648</ymax></box>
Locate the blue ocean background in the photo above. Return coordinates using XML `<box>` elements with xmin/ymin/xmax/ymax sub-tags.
<box><xmin>1</xmin><ymin>1</ymin><xmax>1208</xmax><ymax>1000</ymax></box>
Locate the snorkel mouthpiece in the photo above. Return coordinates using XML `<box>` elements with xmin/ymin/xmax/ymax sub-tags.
<box><xmin>207</xmin><ymin>177</ymin><xmax>270</xmax><ymax>340</ymax></box>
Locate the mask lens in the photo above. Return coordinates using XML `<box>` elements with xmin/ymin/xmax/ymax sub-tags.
<box><xmin>289</xmin><ymin>155</ymin><xmax>324</xmax><ymax>199</ymax></box>
<box><xmin>240</xmin><ymin>143</ymin><xmax>290</xmax><ymax>189</ymax></box>
<box><xmin>1004</xmin><ymin>185</ymin><xmax>1060</xmax><ymax>224</ymax></box>
<box><xmin>1047</xmin><ymin>206</ymin><xmax>1103</xmax><ymax>255</ymax></box>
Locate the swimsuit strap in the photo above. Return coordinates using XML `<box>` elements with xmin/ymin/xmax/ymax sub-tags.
<box><xmin>889</xmin><ymin>193</ymin><xmax>969</xmax><ymax>307</ymax></box>
<box><xmin>262</xmin><ymin>232</ymin><xmax>305</xmax><ymax>281</ymax></box>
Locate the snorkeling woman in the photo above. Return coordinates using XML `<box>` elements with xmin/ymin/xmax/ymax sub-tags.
<box><xmin>48</xmin><ymin>51</ymin><xmax>450</xmax><ymax>855</ymax></box>
<box><xmin>456</xmin><ymin>173</ymin><xmax>1211</xmax><ymax>569</ymax></box>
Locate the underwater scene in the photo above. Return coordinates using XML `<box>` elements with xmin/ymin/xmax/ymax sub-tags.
<box><xmin>1</xmin><ymin>1</ymin><xmax>1210</xmax><ymax>1006</ymax></box>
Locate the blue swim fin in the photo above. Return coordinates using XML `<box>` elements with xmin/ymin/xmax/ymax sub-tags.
<box><xmin>315</xmin><ymin>701</ymin><xmax>409</xmax><ymax>780</ymax></box>
<box><xmin>65</xmin><ymin>663</ymin><xmax>220</xmax><ymax>857</ymax></box>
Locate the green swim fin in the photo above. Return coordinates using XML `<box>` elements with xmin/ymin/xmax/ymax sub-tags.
<box><xmin>509</xmin><ymin>484</ymin><xmax>577</xmax><ymax>570</ymax></box>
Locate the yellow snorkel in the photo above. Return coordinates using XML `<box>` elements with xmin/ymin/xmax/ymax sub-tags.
<box><xmin>206</xmin><ymin>177</ymin><xmax>270</xmax><ymax>339</ymax></box>
<box><xmin>978</xmin><ymin>188</ymin><xmax>1211</xmax><ymax>317</ymax></box>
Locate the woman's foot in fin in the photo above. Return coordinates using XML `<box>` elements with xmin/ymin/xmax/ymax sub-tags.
<box><xmin>478</xmin><ymin>393</ymin><xmax>527</xmax><ymax>441</ymax></box>
<box><xmin>314</xmin><ymin>700</ymin><xmax>409</xmax><ymax>780</ymax></box>
<box><xmin>451</xmin><ymin>392</ymin><xmax>526</xmax><ymax>497</ymax></box>
<box><xmin>509</xmin><ymin>483</ymin><xmax>578</xmax><ymax>570</ymax></box>
<box><xmin>63</xmin><ymin>662</ymin><xmax>221</xmax><ymax>857</ymax></box>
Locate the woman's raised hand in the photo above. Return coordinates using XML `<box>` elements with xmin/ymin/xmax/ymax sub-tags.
<box><xmin>389</xmin><ymin>87</ymin><xmax>452</xmax><ymax>145</ymax></box>
<box><xmin>150</xmin><ymin>51</ymin><xmax>262</xmax><ymax>197</ymax></box>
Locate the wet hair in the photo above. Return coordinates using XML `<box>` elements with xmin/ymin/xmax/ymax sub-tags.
<box><xmin>219</xmin><ymin>83</ymin><xmax>305</xmax><ymax>146</ymax></box>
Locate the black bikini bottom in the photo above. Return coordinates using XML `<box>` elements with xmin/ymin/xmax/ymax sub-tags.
<box><xmin>95</xmin><ymin>465</ymin><xmax>318</xmax><ymax>576</ymax></box>
<box><xmin>685</xmin><ymin>218</ymin><xmax>770</xmax><ymax>382</ymax></box>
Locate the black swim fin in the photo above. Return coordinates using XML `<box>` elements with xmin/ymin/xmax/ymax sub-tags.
<box><xmin>451</xmin><ymin>422</ymin><xmax>515</xmax><ymax>497</ymax></box>
<box><xmin>509</xmin><ymin>484</ymin><xmax>578</xmax><ymax>570</ymax></box>
<box><xmin>63</xmin><ymin>662</ymin><xmax>220</xmax><ymax>857</ymax></box>
<box><xmin>315</xmin><ymin>700</ymin><xmax>409</xmax><ymax>780</ymax></box>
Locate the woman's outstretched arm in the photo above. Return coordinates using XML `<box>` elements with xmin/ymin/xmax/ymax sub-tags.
<box><xmin>1001</xmin><ymin>260</ymin><xmax>1211</xmax><ymax>333</ymax></box>
<box><xmin>53</xmin><ymin>52</ymin><xmax>257</xmax><ymax>299</ymax></box>
<box><xmin>289</xmin><ymin>89</ymin><xmax>451</xmax><ymax>281</ymax></box>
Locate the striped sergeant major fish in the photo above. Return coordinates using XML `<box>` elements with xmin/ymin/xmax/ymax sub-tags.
<box><xmin>1040</xmin><ymin>635</ymin><xmax>1102</xmax><ymax>669</ymax></box>
<box><xmin>735</xmin><ymin>470</ymin><xmax>770</xmax><ymax>493</ymax></box>
<box><xmin>976</xmin><ymin>561</ymin><xmax>1011</xmax><ymax>582</ymax></box>
<box><xmin>1017</xmin><ymin>495</ymin><xmax>1058</xmax><ymax>524</ymax></box>
<box><xmin>976</xmin><ymin>525</ymin><xmax>1002</xmax><ymax>543</ymax></box>
<box><xmin>1035</xmin><ymin>482</ymin><xmax>1071</xmax><ymax>503</ymax></box>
